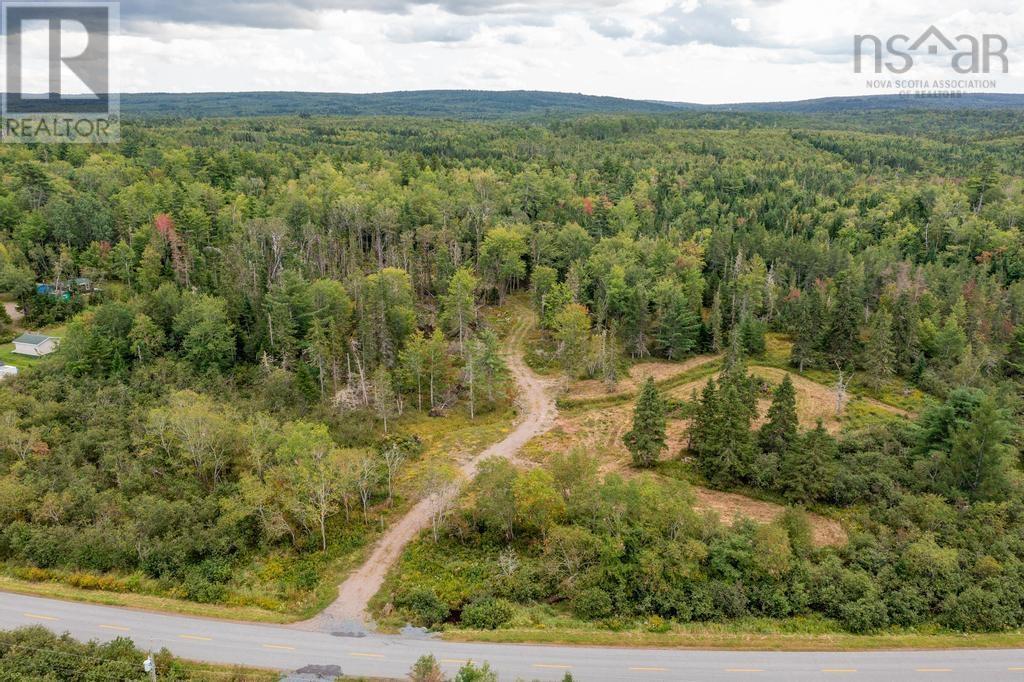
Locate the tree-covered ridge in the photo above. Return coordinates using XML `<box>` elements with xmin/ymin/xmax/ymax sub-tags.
<box><xmin>0</xmin><ymin>111</ymin><xmax>1022</xmax><ymax>633</ymax></box>
<box><xmin>113</xmin><ymin>91</ymin><xmax>1024</xmax><ymax>120</ymax></box>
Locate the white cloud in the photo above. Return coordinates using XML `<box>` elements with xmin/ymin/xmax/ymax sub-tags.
<box><xmin>103</xmin><ymin>0</ymin><xmax>1024</xmax><ymax>103</ymax></box>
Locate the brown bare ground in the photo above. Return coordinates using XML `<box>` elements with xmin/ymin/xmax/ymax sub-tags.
<box><xmin>569</xmin><ymin>354</ymin><xmax>720</xmax><ymax>400</ymax></box>
<box><xmin>690</xmin><ymin>485</ymin><xmax>847</xmax><ymax>547</ymax></box>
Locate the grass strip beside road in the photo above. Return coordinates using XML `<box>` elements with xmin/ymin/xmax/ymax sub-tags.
<box><xmin>441</xmin><ymin>625</ymin><xmax>1024</xmax><ymax>651</ymax></box>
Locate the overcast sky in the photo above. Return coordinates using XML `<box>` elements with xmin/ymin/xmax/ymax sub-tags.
<box><xmin>56</xmin><ymin>0</ymin><xmax>1024</xmax><ymax>102</ymax></box>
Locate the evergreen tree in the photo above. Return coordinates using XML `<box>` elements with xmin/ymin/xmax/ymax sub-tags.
<box><xmin>654</xmin><ymin>282</ymin><xmax>701</xmax><ymax>360</ymax></box>
<box><xmin>739</xmin><ymin>314</ymin><xmax>766</xmax><ymax>356</ymax></box>
<box><xmin>789</xmin><ymin>289</ymin><xmax>822</xmax><ymax>372</ymax></box>
<box><xmin>758</xmin><ymin>374</ymin><xmax>799</xmax><ymax>478</ymax></box>
<box><xmin>941</xmin><ymin>397</ymin><xmax>1015</xmax><ymax>502</ymax></box>
<box><xmin>692</xmin><ymin>367</ymin><xmax>757</xmax><ymax>486</ymax></box>
<box><xmin>863</xmin><ymin>307</ymin><xmax>895</xmax><ymax>389</ymax></box>
<box><xmin>623</xmin><ymin>378</ymin><xmax>666</xmax><ymax>468</ymax></box>
<box><xmin>781</xmin><ymin>420</ymin><xmax>835</xmax><ymax>503</ymax></box>
<box><xmin>890</xmin><ymin>289</ymin><xmax>921</xmax><ymax>374</ymax></box>
<box><xmin>820</xmin><ymin>271</ymin><xmax>863</xmax><ymax>369</ymax></box>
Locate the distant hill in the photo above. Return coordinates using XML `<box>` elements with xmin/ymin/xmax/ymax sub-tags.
<box><xmin>115</xmin><ymin>90</ymin><xmax>1024</xmax><ymax>118</ymax></box>
<box><xmin>118</xmin><ymin>90</ymin><xmax>682</xmax><ymax>118</ymax></box>
<box><xmin>704</xmin><ymin>93</ymin><xmax>1024</xmax><ymax>113</ymax></box>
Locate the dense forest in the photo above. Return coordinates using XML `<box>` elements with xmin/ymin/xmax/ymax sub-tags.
<box><xmin>115</xmin><ymin>91</ymin><xmax>1024</xmax><ymax>119</ymax></box>
<box><xmin>1</xmin><ymin>109</ymin><xmax>1023</xmax><ymax>635</ymax></box>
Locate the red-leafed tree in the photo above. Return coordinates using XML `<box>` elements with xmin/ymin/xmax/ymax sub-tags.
<box><xmin>154</xmin><ymin>213</ymin><xmax>191</xmax><ymax>287</ymax></box>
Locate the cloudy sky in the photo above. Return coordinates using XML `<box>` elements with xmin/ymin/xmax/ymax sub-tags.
<box><xmin>63</xmin><ymin>0</ymin><xmax>1024</xmax><ymax>102</ymax></box>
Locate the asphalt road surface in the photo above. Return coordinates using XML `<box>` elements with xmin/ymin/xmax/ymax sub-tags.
<box><xmin>3</xmin><ymin>593</ymin><xmax>1024</xmax><ymax>680</ymax></box>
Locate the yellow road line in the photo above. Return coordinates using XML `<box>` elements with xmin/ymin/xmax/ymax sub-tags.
<box><xmin>533</xmin><ymin>664</ymin><xmax>572</xmax><ymax>670</ymax></box>
<box><xmin>915</xmin><ymin>669</ymin><xmax>952</xmax><ymax>673</ymax></box>
<box><xmin>98</xmin><ymin>624</ymin><xmax>130</xmax><ymax>632</ymax></box>
<box><xmin>178</xmin><ymin>634</ymin><xmax>213</xmax><ymax>641</ymax></box>
<box><xmin>630</xmin><ymin>666</ymin><xmax>669</xmax><ymax>672</ymax></box>
<box><xmin>23</xmin><ymin>613</ymin><xmax>58</xmax><ymax>621</ymax></box>
<box><xmin>1008</xmin><ymin>668</ymin><xmax>1024</xmax><ymax>671</ymax></box>
<box><xmin>262</xmin><ymin>644</ymin><xmax>295</xmax><ymax>651</ymax></box>
<box><xmin>350</xmin><ymin>652</ymin><xmax>385</xmax><ymax>659</ymax></box>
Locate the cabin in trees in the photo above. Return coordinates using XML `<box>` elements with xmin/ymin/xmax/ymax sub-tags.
<box><xmin>12</xmin><ymin>333</ymin><xmax>59</xmax><ymax>357</ymax></box>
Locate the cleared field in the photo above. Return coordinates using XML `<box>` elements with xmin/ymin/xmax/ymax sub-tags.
<box><xmin>528</xmin><ymin>364</ymin><xmax>864</xmax><ymax>547</ymax></box>
<box><xmin>569</xmin><ymin>354</ymin><xmax>721</xmax><ymax>401</ymax></box>
<box><xmin>690</xmin><ymin>486</ymin><xmax>847</xmax><ymax>547</ymax></box>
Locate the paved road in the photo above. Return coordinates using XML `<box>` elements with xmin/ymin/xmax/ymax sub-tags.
<box><xmin>4</xmin><ymin>593</ymin><xmax>1024</xmax><ymax>681</ymax></box>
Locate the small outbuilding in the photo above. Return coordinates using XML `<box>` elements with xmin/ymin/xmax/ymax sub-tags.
<box><xmin>12</xmin><ymin>333</ymin><xmax>59</xmax><ymax>357</ymax></box>
<box><xmin>0</xmin><ymin>364</ymin><xmax>18</xmax><ymax>379</ymax></box>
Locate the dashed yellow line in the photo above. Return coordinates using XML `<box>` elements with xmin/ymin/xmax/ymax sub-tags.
<box><xmin>98</xmin><ymin>624</ymin><xmax>130</xmax><ymax>632</ymax></box>
<box><xmin>533</xmin><ymin>664</ymin><xmax>572</xmax><ymax>670</ymax></box>
<box><xmin>350</xmin><ymin>652</ymin><xmax>385</xmax><ymax>659</ymax></box>
<box><xmin>630</xmin><ymin>666</ymin><xmax>669</xmax><ymax>672</ymax></box>
<box><xmin>1009</xmin><ymin>668</ymin><xmax>1024</xmax><ymax>671</ymax></box>
<box><xmin>262</xmin><ymin>644</ymin><xmax>295</xmax><ymax>651</ymax></box>
<box><xmin>178</xmin><ymin>634</ymin><xmax>213</xmax><ymax>641</ymax></box>
<box><xmin>23</xmin><ymin>613</ymin><xmax>58</xmax><ymax>621</ymax></box>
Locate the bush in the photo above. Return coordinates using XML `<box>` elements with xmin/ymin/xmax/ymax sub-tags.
<box><xmin>839</xmin><ymin>596</ymin><xmax>889</xmax><ymax>633</ymax></box>
<box><xmin>460</xmin><ymin>597</ymin><xmax>514</xmax><ymax>630</ymax></box>
<box><xmin>940</xmin><ymin>585</ymin><xmax>1019</xmax><ymax>632</ymax></box>
<box><xmin>572</xmin><ymin>587</ymin><xmax>613</xmax><ymax>620</ymax></box>
<box><xmin>183</xmin><ymin>570</ymin><xmax>227</xmax><ymax>604</ymax></box>
<box><xmin>397</xmin><ymin>588</ymin><xmax>450</xmax><ymax>627</ymax></box>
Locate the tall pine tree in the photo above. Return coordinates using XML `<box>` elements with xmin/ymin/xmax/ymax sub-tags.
<box><xmin>624</xmin><ymin>378</ymin><xmax>666</xmax><ymax>468</ymax></box>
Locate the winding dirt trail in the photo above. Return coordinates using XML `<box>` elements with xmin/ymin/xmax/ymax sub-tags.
<box><xmin>302</xmin><ymin>316</ymin><xmax>557</xmax><ymax>632</ymax></box>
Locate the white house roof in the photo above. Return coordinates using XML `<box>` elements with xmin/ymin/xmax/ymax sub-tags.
<box><xmin>14</xmin><ymin>333</ymin><xmax>53</xmax><ymax>346</ymax></box>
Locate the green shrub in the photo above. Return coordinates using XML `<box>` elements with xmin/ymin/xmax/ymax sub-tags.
<box><xmin>572</xmin><ymin>587</ymin><xmax>613</xmax><ymax>620</ymax></box>
<box><xmin>839</xmin><ymin>596</ymin><xmax>889</xmax><ymax>633</ymax></box>
<box><xmin>183</xmin><ymin>571</ymin><xmax>227</xmax><ymax>604</ymax></box>
<box><xmin>460</xmin><ymin>597</ymin><xmax>514</xmax><ymax>630</ymax></box>
<box><xmin>397</xmin><ymin>588</ymin><xmax>450</xmax><ymax>627</ymax></box>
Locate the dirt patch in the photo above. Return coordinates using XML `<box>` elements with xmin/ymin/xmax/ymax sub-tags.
<box><xmin>569</xmin><ymin>355</ymin><xmax>720</xmax><ymax>401</ymax></box>
<box><xmin>691</xmin><ymin>485</ymin><xmax>847</xmax><ymax>547</ymax></box>
<box><xmin>3</xmin><ymin>302</ymin><xmax>22</xmax><ymax>324</ymax></box>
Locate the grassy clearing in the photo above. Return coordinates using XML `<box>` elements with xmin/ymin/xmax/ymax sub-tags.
<box><xmin>760</xmin><ymin>332</ymin><xmax>929</xmax><ymax>418</ymax></box>
<box><xmin>558</xmin><ymin>358</ymin><xmax>722</xmax><ymax>411</ymax></box>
